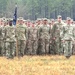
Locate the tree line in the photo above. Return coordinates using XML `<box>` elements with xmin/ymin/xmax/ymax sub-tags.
<box><xmin>0</xmin><ymin>0</ymin><xmax>75</xmax><ymax>20</ymax></box>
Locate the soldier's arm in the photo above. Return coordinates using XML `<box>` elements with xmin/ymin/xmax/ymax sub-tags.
<box><xmin>25</xmin><ymin>27</ymin><xmax>28</xmax><ymax>40</ymax></box>
<box><xmin>2</xmin><ymin>27</ymin><xmax>4</xmax><ymax>39</ymax></box>
<box><xmin>72</xmin><ymin>27</ymin><xmax>75</xmax><ymax>41</ymax></box>
<box><xmin>60</xmin><ymin>25</ymin><xmax>64</xmax><ymax>38</ymax></box>
<box><xmin>37</xmin><ymin>28</ymin><xmax>40</xmax><ymax>39</ymax></box>
<box><xmin>49</xmin><ymin>27</ymin><xmax>52</xmax><ymax>43</ymax></box>
<box><xmin>50</xmin><ymin>26</ymin><xmax>53</xmax><ymax>40</ymax></box>
<box><xmin>38</xmin><ymin>27</ymin><xmax>42</xmax><ymax>39</ymax></box>
<box><xmin>62</xmin><ymin>26</ymin><xmax>66</xmax><ymax>41</ymax></box>
<box><xmin>51</xmin><ymin>24</ymin><xmax>57</xmax><ymax>39</ymax></box>
<box><xmin>73</xmin><ymin>27</ymin><xmax>75</xmax><ymax>38</ymax></box>
<box><xmin>5</xmin><ymin>27</ymin><xmax>8</xmax><ymax>38</ymax></box>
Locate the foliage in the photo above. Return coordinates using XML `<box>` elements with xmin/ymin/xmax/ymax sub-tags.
<box><xmin>0</xmin><ymin>0</ymin><xmax>74</xmax><ymax>20</ymax></box>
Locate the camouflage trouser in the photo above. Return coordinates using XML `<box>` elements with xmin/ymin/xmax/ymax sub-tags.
<box><xmin>32</xmin><ymin>40</ymin><xmax>38</xmax><ymax>55</ymax></box>
<box><xmin>72</xmin><ymin>43</ymin><xmax>75</xmax><ymax>55</ymax></box>
<box><xmin>37</xmin><ymin>39</ymin><xmax>41</xmax><ymax>54</ymax></box>
<box><xmin>26</xmin><ymin>40</ymin><xmax>38</xmax><ymax>55</ymax></box>
<box><xmin>39</xmin><ymin>39</ymin><xmax>49</xmax><ymax>55</ymax></box>
<box><xmin>6</xmin><ymin>42</ymin><xmax>16</xmax><ymax>58</ymax></box>
<box><xmin>55</xmin><ymin>38</ymin><xmax>64</xmax><ymax>55</ymax></box>
<box><xmin>3</xmin><ymin>40</ymin><xmax>6</xmax><ymax>56</ymax></box>
<box><xmin>17</xmin><ymin>40</ymin><xmax>26</xmax><ymax>56</ymax></box>
<box><xmin>0</xmin><ymin>40</ymin><xmax>4</xmax><ymax>56</ymax></box>
<box><xmin>50</xmin><ymin>40</ymin><xmax>57</xmax><ymax>54</ymax></box>
<box><xmin>56</xmin><ymin>42</ymin><xmax>63</xmax><ymax>55</ymax></box>
<box><xmin>63</xmin><ymin>41</ymin><xmax>72</xmax><ymax>57</ymax></box>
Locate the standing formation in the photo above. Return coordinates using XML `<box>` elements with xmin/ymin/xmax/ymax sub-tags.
<box><xmin>0</xmin><ymin>15</ymin><xmax>75</xmax><ymax>59</ymax></box>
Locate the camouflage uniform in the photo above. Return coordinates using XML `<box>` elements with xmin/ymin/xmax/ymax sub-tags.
<box><xmin>62</xmin><ymin>24</ymin><xmax>74</xmax><ymax>57</ymax></box>
<box><xmin>16</xmin><ymin>24</ymin><xmax>27</xmax><ymax>57</ymax></box>
<box><xmin>26</xmin><ymin>26</ymin><xmax>39</xmax><ymax>55</ymax></box>
<box><xmin>49</xmin><ymin>25</ymin><xmax>56</xmax><ymax>54</ymax></box>
<box><xmin>72</xmin><ymin>25</ymin><xmax>75</xmax><ymax>55</ymax></box>
<box><xmin>39</xmin><ymin>24</ymin><xmax>50</xmax><ymax>54</ymax></box>
<box><xmin>5</xmin><ymin>25</ymin><xmax>16</xmax><ymax>58</ymax></box>
<box><xmin>2</xmin><ymin>25</ymin><xmax>9</xmax><ymax>56</ymax></box>
<box><xmin>36</xmin><ymin>24</ymin><xmax>42</xmax><ymax>54</ymax></box>
<box><xmin>0</xmin><ymin>26</ymin><xmax>4</xmax><ymax>56</ymax></box>
<box><xmin>52</xmin><ymin>22</ymin><xmax>64</xmax><ymax>55</ymax></box>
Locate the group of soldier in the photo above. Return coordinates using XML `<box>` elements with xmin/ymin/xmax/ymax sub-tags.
<box><xmin>0</xmin><ymin>15</ymin><xmax>75</xmax><ymax>59</ymax></box>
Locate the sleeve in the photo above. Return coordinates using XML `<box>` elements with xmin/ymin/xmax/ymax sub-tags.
<box><xmin>25</xmin><ymin>27</ymin><xmax>28</xmax><ymax>40</ymax></box>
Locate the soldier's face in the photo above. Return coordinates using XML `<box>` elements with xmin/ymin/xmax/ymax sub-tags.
<box><xmin>51</xmin><ymin>21</ymin><xmax>54</xmax><ymax>25</ymax></box>
<box><xmin>43</xmin><ymin>20</ymin><xmax>48</xmax><ymax>24</ymax></box>
<box><xmin>19</xmin><ymin>20</ymin><xmax>23</xmax><ymax>24</ymax></box>
<box><xmin>16</xmin><ymin>20</ymin><xmax>19</xmax><ymax>24</ymax></box>
<box><xmin>71</xmin><ymin>21</ymin><xmax>74</xmax><ymax>24</ymax></box>
<box><xmin>1</xmin><ymin>20</ymin><xmax>3</xmax><ymax>25</ymax></box>
<box><xmin>37</xmin><ymin>20</ymin><xmax>41</xmax><ymax>25</ymax></box>
<box><xmin>23</xmin><ymin>21</ymin><xmax>24</xmax><ymax>24</ymax></box>
<box><xmin>67</xmin><ymin>20</ymin><xmax>71</xmax><ymax>24</ymax></box>
<box><xmin>27</xmin><ymin>22</ymin><xmax>31</xmax><ymax>27</ymax></box>
<box><xmin>58</xmin><ymin>17</ymin><xmax>62</xmax><ymax>22</ymax></box>
<box><xmin>25</xmin><ymin>22</ymin><xmax>27</xmax><ymax>25</ymax></box>
<box><xmin>32</xmin><ymin>23</ymin><xmax>35</xmax><ymax>27</ymax></box>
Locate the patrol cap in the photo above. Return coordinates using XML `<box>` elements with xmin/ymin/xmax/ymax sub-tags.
<box><xmin>67</xmin><ymin>17</ymin><xmax>71</xmax><ymax>21</ymax></box>
<box><xmin>2</xmin><ymin>17</ymin><xmax>6</xmax><ymax>22</ymax></box>
<box><xmin>37</xmin><ymin>18</ymin><xmax>41</xmax><ymax>21</ymax></box>
<box><xmin>19</xmin><ymin>17</ymin><xmax>24</xmax><ymax>20</ymax></box>
<box><xmin>8</xmin><ymin>18</ymin><xmax>13</xmax><ymax>21</ymax></box>
<box><xmin>31</xmin><ymin>21</ymin><xmax>34</xmax><ymax>25</ymax></box>
<box><xmin>23</xmin><ymin>20</ymin><xmax>27</xmax><ymax>22</ymax></box>
<box><xmin>9</xmin><ymin>20</ymin><xmax>12</xmax><ymax>22</ymax></box>
<box><xmin>57</xmin><ymin>15</ymin><xmax>62</xmax><ymax>18</ymax></box>
<box><xmin>43</xmin><ymin>18</ymin><xmax>48</xmax><ymax>21</ymax></box>
<box><xmin>51</xmin><ymin>19</ymin><xmax>54</xmax><ymax>21</ymax></box>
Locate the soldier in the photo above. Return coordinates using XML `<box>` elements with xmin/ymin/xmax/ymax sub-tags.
<box><xmin>39</xmin><ymin>18</ymin><xmax>51</xmax><ymax>55</ymax></box>
<box><xmin>48</xmin><ymin>19</ymin><xmax>56</xmax><ymax>54</ymax></box>
<box><xmin>23</xmin><ymin>20</ymin><xmax>27</xmax><ymax>26</ymax></box>
<box><xmin>62</xmin><ymin>17</ymin><xmax>74</xmax><ymax>58</ymax></box>
<box><xmin>35</xmin><ymin>19</ymin><xmax>42</xmax><ymax>54</ymax></box>
<box><xmin>5</xmin><ymin>20</ymin><xmax>16</xmax><ymax>59</ymax></box>
<box><xmin>0</xmin><ymin>19</ymin><xmax>4</xmax><ymax>56</ymax></box>
<box><xmin>36</xmin><ymin>18</ymin><xmax>42</xmax><ymax>27</ymax></box>
<box><xmin>52</xmin><ymin>15</ymin><xmax>64</xmax><ymax>55</ymax></box>
<box><xmin>2</xmin><ymin>20</ymin><xmax>8</xmax><ymax>56</ymax></box>
<box><xmin>26</xmin><ymin>24</ymin><xmax>39</xmax><ymax>55</ymax></box>
<box><xmin>48</xmin><ymin>20</ymin><xmax>52</xmax><ymax>28</ymax></box>
<box><xmin>16</xmin><ymin>17</ymin><xmax>27</xmax><ymax>57</ymax></box>
<box><xmin>71</xmin><ymin>19</ymin><xmax>74</xmax><ymax>25</ymax></box>
<box><xmin>71</xmin><ymin>19</ymin><xmax>75</xmax><ymax>55</ymax></box>
<box><xmin>51</xmin><ymin>19</ymin><xmax>55</xmax><ymax>28</ymax></box>
<box><xmin>27</xmin><ymin>19</ymin><xmax>31</xmax><ymax>27</ymax></box>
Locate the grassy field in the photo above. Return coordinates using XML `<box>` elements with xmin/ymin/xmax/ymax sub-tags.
<box><xmin>0</xmin><ymin>55</ymin><xmax>75</xmax><ymax>75</ymax></box>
